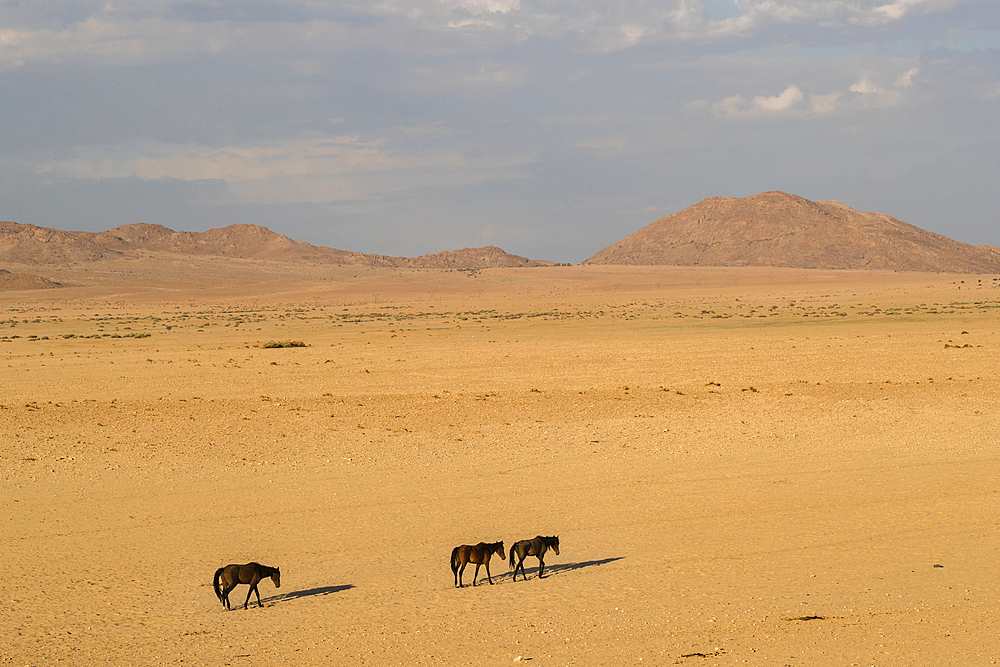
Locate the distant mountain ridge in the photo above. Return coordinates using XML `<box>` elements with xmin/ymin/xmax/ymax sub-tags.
<box><xmin>0</xmin><ymin>221</ymin><xmax>554</xmax><ymax>269</ymax></box>
<box><xmin>586</xmin><ymin>191</ymin><xmax>1000</xmax><ymax>273</ymax></box>
<box><xmin>3</xmin><ymin>191</ymin><xmax>999</xmax><ymax>280</ymax></box>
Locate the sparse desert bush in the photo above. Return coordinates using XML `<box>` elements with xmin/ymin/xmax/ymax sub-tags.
<box><xmin>262</xmin><ymin>340</ymin><xmax>307</xmax><ymax>348</ymax></box>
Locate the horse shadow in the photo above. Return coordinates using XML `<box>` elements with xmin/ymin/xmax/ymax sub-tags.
<box><xmin>264</xmin><ymin>584</ymin><xmax>354</xmax><ymax>605</ymax></box>
<box><xmin>503</xmin><ymin>556</ymin><xmax>624</xmax><ymax>581</ymax></box>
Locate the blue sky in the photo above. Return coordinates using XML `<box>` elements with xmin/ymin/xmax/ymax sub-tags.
<box><xmin>1</xmin><ymin>0</ymin><xmax>997</xmax><ymax>263</ymax></box>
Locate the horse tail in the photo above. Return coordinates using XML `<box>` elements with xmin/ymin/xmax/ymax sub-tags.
<box><xmin>213</xmin><ymin>567</ymin><xmax>224</xmax><ymax>602</ymax></box>
<box><xmin>450</xmin><ymin>546</ymin><xmax>460</xmax><ymax>574</ymax></box>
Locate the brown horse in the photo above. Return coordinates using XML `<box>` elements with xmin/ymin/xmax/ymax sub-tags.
<box><xmin>509</xmin><ymin>536</ymin><xmax>559</xmax><ymax>581</ymax></box>
<box><xmin>213</xmin><ymin>562</ymin><xmax>281</xmax><ymax>610</ymax></box>
<box><xmin>450</xmin><ymin>541</ymin><xmax>505</xmax><ymax>587</ymax></box>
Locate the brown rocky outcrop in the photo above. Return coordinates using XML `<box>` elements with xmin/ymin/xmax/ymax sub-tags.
<box><xmin>0</xmin><ymin>269</ymin><xmax>61</xmax><ymax>290</ymax></box>
<box><xmin>0</xmin><ymin>221</ymin><xmax>554</xmax><ymax>269</ymax></box>
<box><xmin>586</xmin><ymin>191</ymin><xmax>1000</xmax><ymax>273</ymax></box>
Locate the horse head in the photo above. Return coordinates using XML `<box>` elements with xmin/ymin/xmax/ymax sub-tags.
<box><xmin>549</xmin><ymin>536</ymin><xmax>560</xmax><ymax>555</ymax></box>
<box><xmin>271</xmin><ymin>568</ymin><xmax>281</xmax><ymax>588</ymax></box>
<box><xmin>496</xmin><ymin>541</ymin><xmax>505</xmax><ymax>560</ymax></box>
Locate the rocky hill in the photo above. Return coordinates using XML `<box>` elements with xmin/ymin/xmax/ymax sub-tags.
<box><xmin>0</xmin><ymin>269</ymin><xmax>61</xmax><ymax>290</ymax></box>
<box><xmin>586</xmin><ymin>191</ymin><xmax>1000</xmax><ymax>273</ymax></box>
<box><xmin>0</xmin><ymin>221</ymin><xmax>554</xmax><ymax>269</ymax></box>
<box><xmin>4</xmin><ymin>193</ymin><xmax>998</xmax><ymax>282</ymax></box>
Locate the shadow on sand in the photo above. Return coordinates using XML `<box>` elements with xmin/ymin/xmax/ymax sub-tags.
<box><xmin>504</xmin><ymin>556</ymin><xmax>624</xmax><ymax>581</ymax></box>
<box><xmin>264</xmin><ymin>584</ymin><xmax>354</xmax><ymax>605</ymax></box>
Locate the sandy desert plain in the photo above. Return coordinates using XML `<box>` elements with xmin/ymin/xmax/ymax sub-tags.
<box><xmin>3</xmin><ymin>258</ymin><xmax>1000</xmax><ymax>666</ymax></box>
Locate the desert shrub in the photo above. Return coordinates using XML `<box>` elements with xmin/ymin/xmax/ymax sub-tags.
<box><xmin>262</xmin><ymin>340</ymin><xmax>307</xmax><ymax>349</ymax></box>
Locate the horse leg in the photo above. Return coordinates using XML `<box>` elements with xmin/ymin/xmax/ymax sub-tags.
<box><xmin>251</xmin><ymin>583</ymin><xmax>261</xmax><ymax>608</ymax></box>
<box><xmin>244</xmin><ymin>576</ymin><xmax>261</xmax><ymax>610</ymax></box>
<box><xmin>537</xmin><ymin>555</ymin><xmax>545</xmax><ymax>579</ymax></box>
<box><xmin>458</xmin><ymin>562</ymin><xmax>467</xmax><ymax>588</ymax></box>
<box><xmin>472</xmin><ymin>563</ymin><xmax>481</xmax><ymax>586</ymax></box>
<box><xmin>515</xmin><ymin>556</ymin><xmax>526</xmax><ymax>582</ymax></box>
<box><xmin>222</xmin><ymin>583</ymin><xmax>236</xmax><ymax>610</ymax></box>
<box><xmin>485</xmin><ymin>560</ymin><xmax>493</xmax><ymax>585</ymax></box>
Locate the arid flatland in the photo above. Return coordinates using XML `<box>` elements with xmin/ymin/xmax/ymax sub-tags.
<box><xmin>4</xmin><ymin>264</ymin><xmax>1000</xmax><ymax>665</ymax></box>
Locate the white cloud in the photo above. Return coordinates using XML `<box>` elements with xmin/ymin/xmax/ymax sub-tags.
<box><xmin>734</xmin><ymin>0</ymin><xmax>971</xmax><ymax>27</ymax></box>
<box><xmin>708</xmin><ymin>66</ymin><xmax>923</xmax><ymax>118</ymax></box>
<box><xmin>712</xmin><ymin>94</ymin><xmax>745</xmax><ymax>117</ymax></box>
<box><xmin>849</xmin><ymin>76</ymin><xmax>882</xmax><ymax>94</ymax></box>
<box><xmin>712</xmin><ymin>84</ymin><xmax>811</xmax><ymax>118</ymax></box>
<box><xmin>440</xmin><ymin>0</ymin><xmax>522</xmax><ymax>13</ymax></box>
<box><xmin>870</xmin><ymin>0</ymin><xmax>963</xmax><ymax>23</ymax></box>
<box><xmin>895</xmin><ymin>67</ymin><xmax>919</xmax><ymax>87</ymax></box>
<box><xmin>26</xmin><ymin>133</ymin><xmax>536</xmax><ymax>204</ymax></box>
<box><xmin>756</xmin><ymin>84</ymin><xmax>804</xmax><ymax>111</ymax></box>
<box><xmin>30</xmin><ymin>136</ymin><xmax>402</xmax><ymax>181</ymax></box>
<box><xmin>809</xmin><ymin>92</ymin><xmax>842</xmax><ymax>114</ymax></box>
<box><xmin>0</xmin><ymin>0</ymin><xmax>981</xmax><ymax>72</ymax></box>
<box><xmin>848</xmin><ymin>71</ymin><xmax>910</xmax><ymax>107</ymax></box>
<box><xmin>0</xmin><ymin>14</ymin><xmax>353</xmax><ymax>70</ymax></box>
<box><xmin>682</xmin><ymin>53</ymin><xmax>923</xmax><ymax>120</ymax></box>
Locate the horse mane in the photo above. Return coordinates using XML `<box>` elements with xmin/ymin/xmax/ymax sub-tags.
<box><xmin>254</xmin><ymin>563</ymin><xmax>278</xmax><ymax>577</ymax></box>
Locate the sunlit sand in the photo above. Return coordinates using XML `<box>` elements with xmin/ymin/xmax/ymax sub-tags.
<box><xmin>4</xmin><ymin>262</ymin><xmax>999</xmax><ymax>665</ymax></box>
